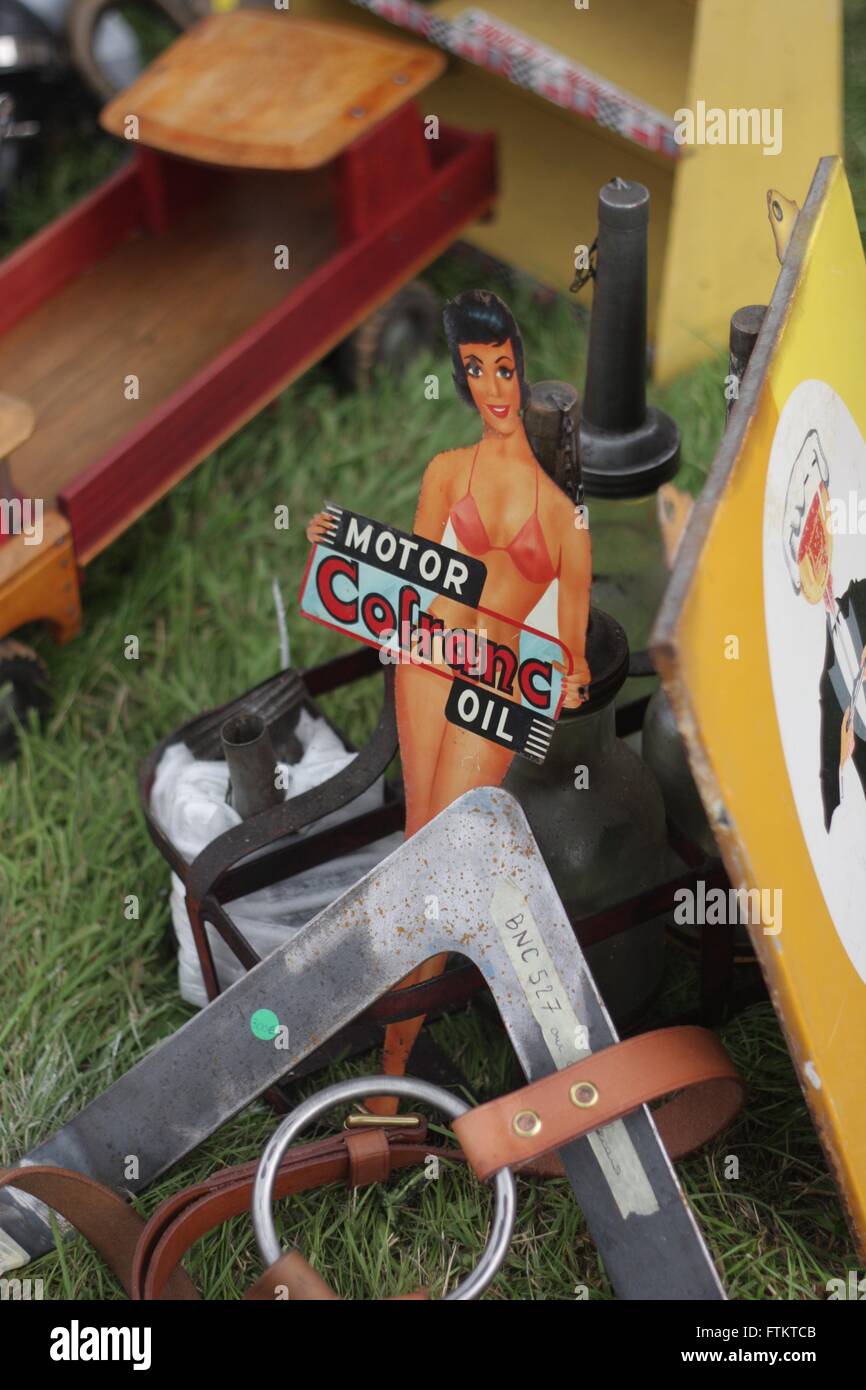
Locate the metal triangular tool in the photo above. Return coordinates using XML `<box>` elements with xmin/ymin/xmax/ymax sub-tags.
<box><xmin>0</xmin><ymin>788</ymin><xmax>724</xmax><ymax>1299</ymax></box>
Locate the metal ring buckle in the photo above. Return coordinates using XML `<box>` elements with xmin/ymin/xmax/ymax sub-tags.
<box><xmin>252</xmin><ymin>1074</ymin><xmax>517</xmax><ymax>1301</ymax></box>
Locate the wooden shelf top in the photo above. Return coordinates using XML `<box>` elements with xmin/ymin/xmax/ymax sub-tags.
<box><xmin>100</xmin><ymin>12</ymin><xmax>445</xmax><ymax>170</ymax></box>
<box><xmin>0</xmin><ymin>392</ymin><xmax>35</xmax><ymax>459</ymax></box>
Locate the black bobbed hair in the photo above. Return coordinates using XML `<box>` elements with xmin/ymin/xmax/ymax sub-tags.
<box><xmin>442</xmin><ymin>289</ymin><xmax>530</xmax><ymax>410</ymax></box>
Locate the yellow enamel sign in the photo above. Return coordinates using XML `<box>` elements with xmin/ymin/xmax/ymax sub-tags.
<box><xmin>653</xmin><ymin>156</ymin><xmax>866</xmax><ymax>1254</ymax></box>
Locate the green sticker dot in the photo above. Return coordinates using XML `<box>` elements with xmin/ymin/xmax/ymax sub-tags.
<box><xmin>250</xmin><ymin>1008</ymin><xmax>280</xmax><ymax>1041</ymax></box>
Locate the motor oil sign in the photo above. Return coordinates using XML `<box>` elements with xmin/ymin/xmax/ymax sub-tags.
<box><xmin>299</xmin><ymin>503</ymin><xmax>572</xmax><ymax>763</ymax></box>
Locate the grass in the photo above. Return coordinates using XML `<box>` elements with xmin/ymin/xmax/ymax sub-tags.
<box><xmin>1</xmin><ymin>6</ymin><xmax>864</xmax><ymax>1302</ymax></box>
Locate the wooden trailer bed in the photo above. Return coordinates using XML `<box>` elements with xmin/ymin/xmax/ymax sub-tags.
<box><xmin>0</xmin><ymin>11</ymin><xmax>497</xmax><ymax>660</ymax></box>
<box><xmin>0</xmin><ymin>167</ymin><xmax>338</xmax><ymax>511</ymax></box>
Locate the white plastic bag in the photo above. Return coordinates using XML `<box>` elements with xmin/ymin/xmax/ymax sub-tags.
<box><xmin>151</xmin><ymin>708</ymin><xmax>402</xmax><ymax>1007</ymax></box>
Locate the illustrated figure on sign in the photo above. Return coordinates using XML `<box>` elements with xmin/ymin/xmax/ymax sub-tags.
<box><xmin>308</xmin><ymin>290</ymin><xmax>592</xmax><ymax>1091</ymax></box>
<box><xmin>782</xmin><ymin>429</ymin><xmax>866</xmax><ymax>829</ymax></box>
<box><xmin>393</xmin><ymin>289</ymin><xmax>591</xmax><ymax>833</ymax></box>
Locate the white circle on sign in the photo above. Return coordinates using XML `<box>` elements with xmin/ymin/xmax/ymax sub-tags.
<box><xmin>762</xmin><ymin>379</ymin><xmax>866</xmax><ymax>984</ymax></box>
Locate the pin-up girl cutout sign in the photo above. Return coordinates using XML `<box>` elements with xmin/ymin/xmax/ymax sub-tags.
<box><xmin>305</xmin><ymin>290</ymin><xmax>592</xmax><ymax>1094</ymax></box>
<box><xmin>393</xmin><ymin>289</ymin><xmax>591</xmax><ymax>832</ymax></box>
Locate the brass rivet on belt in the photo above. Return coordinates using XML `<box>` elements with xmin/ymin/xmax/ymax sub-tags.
<box><xmin>570</xmin><ymin>1082</ymin><xmax>599</xmax><ymax>1109</ymax></box>
<box><xmin>512</xmin><ymin>1109</ymin><xmax>542</xmax><ymax>1138</ymax></box>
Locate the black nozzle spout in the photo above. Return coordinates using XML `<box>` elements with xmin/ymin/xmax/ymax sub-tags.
<box><xmin>221</xmin><ymin>709</ymin><xmax>284</xmax><ymax>820</ymax></box>
<box><xmin>580</xmin><ymin>178</ymin><xmax>679</xmax><ymax>498</ymax></box>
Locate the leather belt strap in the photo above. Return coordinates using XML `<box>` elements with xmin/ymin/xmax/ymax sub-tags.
<box><xmin>364</xmin><ymin>961</ymin><xmax>485</xmax><ymax>1023</ymax></box>
<box><xmin>0</xmin><ymin>1128</ymin><xmax>444</xmax><ymax>1302</ymax></box>
<box><xmin>345</xmin><ymin>1128</ymin><xmax>392</xmax><ymax>1188</ymax></box>
<box><xmin>0</xmin><ymin>1165</ymin><xmax>197</xmax><ymax>1300</ymax></box>
<box><xmin>133</xmin><ymin>1124</ymin><xmax>442</xmax><ymax>1300</ymax></box>
<box><xmin>452</xmin><ymin>1026</ymin><xmax>745</xmax><ymax>1179</ymax></box>
<box><xmin>0</xmin><ymin>1026</ymin><xmax>743</xmax><ymax>1299</ymax></box>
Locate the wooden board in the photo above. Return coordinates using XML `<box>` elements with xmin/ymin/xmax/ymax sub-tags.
<box><xmin>100</xmin><ymin>12</ymin><xmax>445</xmax><ymax>170</ymax></box>
<box><xmin>652</xmin><ymin>157</ymin><xmax>866</xmax><ymax>1255</ymax></box>
<box><xmin>0</xmin><ymin>393</ymin><xmax>34</xmax><ymax>460</ymax></box>
<box><xmin>0</xmin><ymin>168</ymin><xmax>336</xmax><ymax>506</ymax></box>
<box><xmin>58</xmin><ymin>123</ymin><xmax>495</xmax><ymax>566</ymax></box>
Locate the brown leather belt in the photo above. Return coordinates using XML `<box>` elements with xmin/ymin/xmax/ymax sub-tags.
<box><xmin>0</xmin><ymin>1128</ymin><xmax>443</xmax><ymax>1302</ymax></box>
<box><xmin>453</xmin><ymin>1025</ymin><xmax>743</xmax><ymax>1177</ymax></box>
<box><xmin>0</xmin><ymin>1025</ymin><xmax>744</xmax><ymax>1300</ymax></box>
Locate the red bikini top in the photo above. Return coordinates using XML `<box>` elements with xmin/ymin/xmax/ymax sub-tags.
<box><xmin>450</xmin><ymin>442</ymin><xmax>556</xmax><ymax>586</ymax></box>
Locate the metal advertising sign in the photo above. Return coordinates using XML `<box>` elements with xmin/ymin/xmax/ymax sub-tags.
<box><xmin>652</xmin><ymin>156</ymin><xmax>866</xmax><ymax>1254</ymax></box>
<box><xmin>299</xmin><ymin>501</ymin><xmax>573</xmax><ymax>765</ymax></box>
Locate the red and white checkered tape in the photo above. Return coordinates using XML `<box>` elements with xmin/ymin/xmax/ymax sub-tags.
<box><xmin>349</xmin><ymin>0</ymin><xmax>680</xmax><ymax>159</ymax></box>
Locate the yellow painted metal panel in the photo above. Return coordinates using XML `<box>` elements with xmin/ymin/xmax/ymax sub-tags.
<box><xmin>655</xmin><ymin>0</ymin><xmax>843</xmax><ymax>380</ymax></box>
<box><xmin>424</xmin><ymin>64</ymin><xmax>674</xmax><ymax>317</ymax></box>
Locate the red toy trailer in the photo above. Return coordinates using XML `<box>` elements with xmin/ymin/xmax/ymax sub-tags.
<box><xmin>0</xmin><ymin>11</ymin><xmax>496</xmax><ymax>750</ymax></box>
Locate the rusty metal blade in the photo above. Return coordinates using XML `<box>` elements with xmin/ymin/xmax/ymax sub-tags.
<box><xmin>0</xmin><ymin>788</ymin><xmax>723</xmax><ymax>1299</ymax></box>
